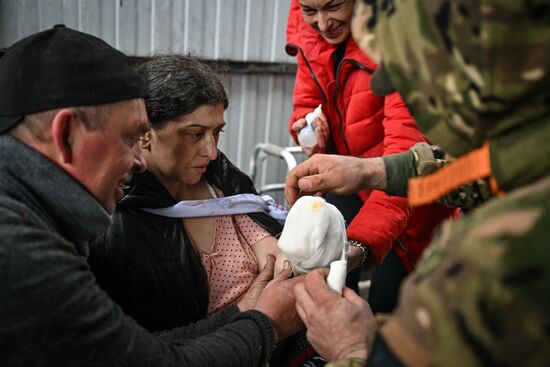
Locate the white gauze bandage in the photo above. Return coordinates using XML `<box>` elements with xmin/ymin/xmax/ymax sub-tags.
<box><xmin>278</xmin><ymin>196</ymin><xmax>348</xmax><ymax>294</ymax></box>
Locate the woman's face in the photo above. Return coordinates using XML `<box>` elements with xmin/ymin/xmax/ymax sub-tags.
<box><xmin>300</xmin><ymin>0</ymin><xmax>354</xmax><ymax>45</ymax></box>
<box><xmin>143</xmin><ymin>103</ymin><xmax>226</xmax><ymax>188</ymax></box>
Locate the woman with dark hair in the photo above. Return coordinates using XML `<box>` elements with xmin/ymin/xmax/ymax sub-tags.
<box><xmin>88</xmin><ymin>55</ymin><xmax>287</xmax><ymax>332</ymax></box>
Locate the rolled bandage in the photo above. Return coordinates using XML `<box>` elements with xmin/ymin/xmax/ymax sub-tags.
<box><xmin>278</xmin><ymin>196</ymin><xmax>348</xmax><ymax>294</ymax></box>
<box><xmin>326</xmin><ymin>245</ymin><xmax>348</xmax><ymax>294</ymax></box>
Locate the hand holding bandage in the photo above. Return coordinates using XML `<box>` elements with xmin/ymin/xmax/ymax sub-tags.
<box><xmin>278</xmin><ymin>196</ymin><xmax>348</xmax><ymax>294</ymax></box>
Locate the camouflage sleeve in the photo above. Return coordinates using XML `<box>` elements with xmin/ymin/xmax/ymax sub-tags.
<box><xmin>383</xmin><ymin>142</ymin><xmax>492</xmax><ymax>208</ymax></box>
<box><xmin>383</xmin><ymin>142</ymin><xmax>444</xmax><ymax>197</ymax></box>
<box><xmin>383</xmin><ymin>150</ymin><xmax>417</xmax><ymax>197</ymax></box>
<box><xmin>378</xmin><ymin>176</ymin><xmax>550</xmax><ymax>367</ymax></box>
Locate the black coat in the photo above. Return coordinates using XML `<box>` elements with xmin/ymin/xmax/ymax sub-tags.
<box><xmin>89</xmin><ymin>151</ymin><xmax>283</xmax><ymax>332</ymax></box>
<box><xmin>0</xmin><ymin>136</ymin><xmax>276</xmax><ymax>367</ymax></box>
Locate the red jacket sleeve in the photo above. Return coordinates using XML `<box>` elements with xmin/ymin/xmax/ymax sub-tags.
<box><xmin>288</xmin><ymin>53</ymin><xmax>325</xmax><ymax>144</ymax></box>
<box><xmin>347</xmin><ymin>93</ymin><xmax>428</xmax><ymax>264</ymax></box>
<box><xmin>379</xmin><ymin>93</ymin><xmax>429</xmax><ymax>154</ymax></box>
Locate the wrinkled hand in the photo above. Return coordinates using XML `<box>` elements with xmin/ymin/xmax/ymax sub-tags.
<box><xmin>294</xmin><ymin>269</ymin><xmax>377</xmax><ymax>362</ymax></box>
<box><xmin>238</xmin><ymin>255</ymin><xmax>292</xmax><ymax>312</ymax></box>
<box><xmin>291</xmin><ymin>113</ymin><xmax>329</xmax><ymax>156</ymax></box>
<box><xmin>253</xmin><ymin>270</ymin><xmax>305</xmax><ymax>341</ymax></box>
<box><xmin>285</xmin><ymin>154</ymin><xmax>386</xmax><ymax>206</ymax></box>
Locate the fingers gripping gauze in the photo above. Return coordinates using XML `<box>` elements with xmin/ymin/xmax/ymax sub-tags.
<box><xmin>278</xmin><ymin>196</ymin><xmax>348</xmax><ymax>294</ymax></box>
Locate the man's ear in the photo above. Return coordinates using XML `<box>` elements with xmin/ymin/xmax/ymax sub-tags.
<box><xmin>51</xmin><ymin>109</ymin><xmax>77</xmax><ymax>164</ymax></box>
<box><xmin>140</xmin><ymin>130</ymin><xmax>152</xmax><ymax>150</ymax></box>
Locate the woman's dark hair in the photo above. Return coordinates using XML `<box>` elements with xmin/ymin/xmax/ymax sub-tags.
<box><xmin>133</xmin><ymin>54</ymin><xmax>229</xmax><ymax>129</ymax></box>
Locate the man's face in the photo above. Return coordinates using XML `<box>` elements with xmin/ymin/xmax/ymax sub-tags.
<box><xmin>143</xmin><ymin>103</ymin><xmax>225</xmax><ymax>194</ymax></box>
<box><xmin>71</xmin><ymin>99</ymin><xmax>149</xmax><ymax>213</ymax></box>
<box><xmin>300</xmin><ymin>0</ymin><xmax>354</xmax><ymax>45</ymax></box>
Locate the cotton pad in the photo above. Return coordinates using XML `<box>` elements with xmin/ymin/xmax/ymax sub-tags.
<box><xmin>278</xmin><ymin>195</ymin><xmax>348</xmax><ymax>294</ymax></box>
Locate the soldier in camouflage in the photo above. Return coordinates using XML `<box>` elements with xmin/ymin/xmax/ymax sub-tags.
<box><xmin>290</xmin><ymin>0</ymin><xmax>550</xmax><ymax>366</ymax></box>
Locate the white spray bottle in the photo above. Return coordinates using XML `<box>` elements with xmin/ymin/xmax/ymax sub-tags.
<box><xmin>298</xmin><ymin>104</ymin><xmax>322</xmax><ymax>148</ymax></box>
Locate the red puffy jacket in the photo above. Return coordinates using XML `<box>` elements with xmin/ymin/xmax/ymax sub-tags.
<box><xmin>285</xmin><ymin>0</ymin><xmax>452</xmax><ymax>271</ymax></box>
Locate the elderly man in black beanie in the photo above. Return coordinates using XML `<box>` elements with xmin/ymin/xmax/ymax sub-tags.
<box><xmin>0</xmin><ymin>25</ymin><xmax>303</xmax><ymax>367</ymax></box>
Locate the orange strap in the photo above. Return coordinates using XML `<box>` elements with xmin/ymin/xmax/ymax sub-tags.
<box><xmin>408</xmin><ymin>143</ymin><xmax>500</xmax><ymax>207</ymax></box>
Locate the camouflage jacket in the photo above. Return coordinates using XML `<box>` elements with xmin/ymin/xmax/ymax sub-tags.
<box><xmin>380</xmin><ymin>174</ymin><xmax>550</xmax><ymax>366</ymax></box>
<box><xmin>329</xmin><ymin>174</ymin><xmax>550</xmax><ymax>367</ymax></box>
<box><xmin>326</xmin><ymin>0</ymin><xmax>550</xmax><ymax>366</ymax></box>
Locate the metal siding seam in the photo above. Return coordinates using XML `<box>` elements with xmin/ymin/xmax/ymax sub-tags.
<box><xmin>270</xmin><ymin>0</ymin><xmax>278</xmax><ymax>63</ymax></box>
<box><xmin>260</xmin><ymin>75</ymin><xmax>275</xmax><ymax>190</ymax></box>
<box><xmin>38</xmin><ymin>0</ymin><xmax>42</xmax><ymax>30</ymax></box>
<box><xmin>114</xmin><ymin>0</ymin><xmax>119</xmax><ymax>49</ymax></box>
<box><xmin>236</xmin><ymin>75</ymin><xmax>248</xmax><ymax>168</ymax></box>
<box><xmin>183</xmin><ymin>0</ymin><xmax>189</xmax><ymax>52</ymax></box>
<box><xmin>242</xmin><ymin>0</ymin><xmax>251</xmax><ymax>61</ymax></box>
<box><xmin>214</xmin><ymin>0</ymin><xmax>220</xmax><ymax>59</ymax></box>
<box><xmin>77</xmin><ymin>0</ymin><xmax>82</xmax><ymax>29</ymax></box>
<box><xmin>150</xmin><ymin>0</ymin><xmax>155</xmax><ymax>53</ymax></box>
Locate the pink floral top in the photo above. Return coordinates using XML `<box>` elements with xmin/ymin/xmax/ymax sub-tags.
<box><xmin>198</xmin><ymin>186</ymin><xmax>271</xmax><ymax>314</ymax></box>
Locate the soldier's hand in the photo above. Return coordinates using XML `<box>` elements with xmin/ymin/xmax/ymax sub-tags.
<box><xmin>285</xmin><ymin>155</ymin><xmax>386</xmax><ymax>206</ymax></box>
<box><xmin>294</xmin><ymin>269</ymin><xmax>376</xmax><ymax>362</ymax></box>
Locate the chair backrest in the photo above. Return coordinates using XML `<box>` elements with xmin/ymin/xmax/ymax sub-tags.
<box><xmin>248</xmin><ymin>143</ymin><xmax>305</xmax><ymax>205</ymax></box>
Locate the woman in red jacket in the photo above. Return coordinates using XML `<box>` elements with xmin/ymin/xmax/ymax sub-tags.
<box><xmin>286</xmin><ymin>0</ymin><xmax>452</xmax><ymax>313</ymax></box>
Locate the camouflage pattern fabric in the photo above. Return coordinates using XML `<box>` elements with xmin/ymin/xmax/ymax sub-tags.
<box><xmin>409</xmin><ymin>143</ymin><xmax>445</xmax><ymax>178</ymax></box>
<box><xmin>411</xmin><ymin>142</ymin><xmax>492</xmax><ymax>208</ymax></box>
<box><xmin>384</xmin><ymin>176</ymin><xmax>550</xmax><ymax>366</ymax></box>
<box><xmin>353</xmin><ymin>0</ymin><xmax>550</xmax><ymax>156</ymax></box>
<box><xmin>384</xmin><ymin>142</ymin><xmax>492</xmax><ymax>208</ymax></box>
<box><xmin>438</xmin><ymin>178</ymin><xmax>491</xmax><ymax>209</ymax></box>
<box><xmin>353</xmin><ymin>0</ymin><xmax>550</xmax><ymax>191</ymax></box>
<box><xmin>342</xmin><ymin>0</ymin><xmax>550</xmax><ymax>366</ymax></box>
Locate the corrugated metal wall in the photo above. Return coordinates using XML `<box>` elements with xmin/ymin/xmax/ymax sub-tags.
<box><xmin>0</xmin><ymin>0</ymin><xmax>305</xmax><ymax>204</ymax></box>
<box><xmin>1</xmin><ymin>0</ymin><xmax>295</xmax><ymax>62</ymax></box>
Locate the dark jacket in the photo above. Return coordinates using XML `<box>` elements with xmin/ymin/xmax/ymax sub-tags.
<box><xmin>89</xmin><ymin>150</ymin><xmax>283</xmax><ymax>332</ymax></box>
<box><xmin>0</xmin><ymin>135</ymin><xmax>275</xmax><ymax>366</ymax></box>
